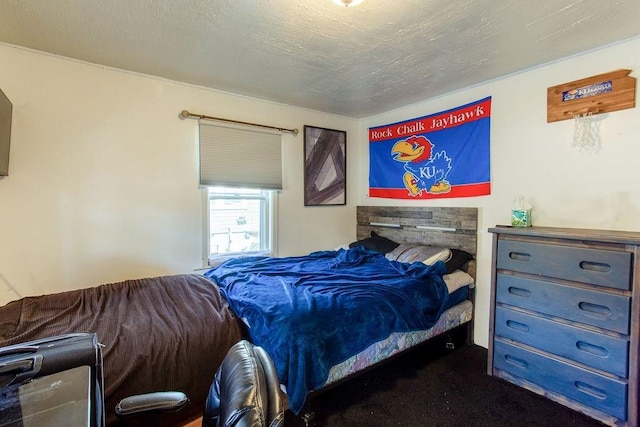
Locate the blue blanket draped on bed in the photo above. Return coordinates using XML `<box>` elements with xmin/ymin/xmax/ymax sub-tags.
<box><xmin>205</xmin><ymin>247</ymin><xmax>449</xmax><ymax>414</ymax></box>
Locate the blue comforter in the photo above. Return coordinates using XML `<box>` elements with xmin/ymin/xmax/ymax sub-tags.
<box><xmin>205</xmin><ymin>247</ymin><xmax>449</xmax><ymax>414</ymax></box>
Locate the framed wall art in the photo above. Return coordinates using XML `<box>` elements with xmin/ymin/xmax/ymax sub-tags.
<box><xmin>304</xmin><ymin>125</ymin><xmax>346</xmax><ymax>206</ymax></box>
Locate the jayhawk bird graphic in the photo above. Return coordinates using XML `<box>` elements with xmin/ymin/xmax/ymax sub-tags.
<box><xmin>391</xmin><ymin>135</ymin><xmax>452</xmax><ymax>196</ymax></box>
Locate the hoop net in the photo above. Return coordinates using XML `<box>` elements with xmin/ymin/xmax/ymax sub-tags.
<box><xmin>572</xmin><ymin>112</ymin><xmax>601</xmax><ymax>152</ymax></box>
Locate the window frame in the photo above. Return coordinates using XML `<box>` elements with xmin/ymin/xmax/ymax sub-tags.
<box><xmin>203</xmin><ymin>186</ymin><xmax>277</xmax><ymax>266</ymax></box>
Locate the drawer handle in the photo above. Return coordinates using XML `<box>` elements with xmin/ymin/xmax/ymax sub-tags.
<box><xmin>576</xmin><ymin>341</ymin><xmax>609</xmax><ymax>358</ymax></box>
<box><xmin>574</xmin><ymin>381</ymin><xmax>607</xmax><ymax>400</ymax></box>
<box><xmin>506</xmin><ymin>320</ymin><xmax>530</xmax><ymax>333</ymax></box>
<box><xmin>504</xmin><ymin>354</ymin><xmax>529</xmax><ymax>369</ymax></box>
<box><xmin>579</xmin><ymin>260</ymin><xmax>612</xmax><ymax>273</ymax></box>
<box><xmin>578</xmin><ymin>301</ymin><xmax>611</xmax><ymax>317</ymax></box>
<box><xmin>508</xmin><ymin>251</ymin><xmax>531</xmax><ymax>261</ymax></box>
<box><xmin>507</xmin><ymin>287</ymin><xmax>532</xmax><ymax>298</ymax></box>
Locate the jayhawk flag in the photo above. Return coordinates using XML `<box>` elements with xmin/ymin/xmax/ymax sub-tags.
<box><xmin>369</xmin><ymin>97</ymin><xmax>491</xmax><ymax>199</ymax></box>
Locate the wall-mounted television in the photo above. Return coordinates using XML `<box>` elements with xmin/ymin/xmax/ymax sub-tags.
<box><xmin>0</xmin><ymin>88</ymin><xmax>13</xmax><ymax>176</ymax></box>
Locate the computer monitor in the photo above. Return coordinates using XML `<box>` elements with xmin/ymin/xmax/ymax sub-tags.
<box><xmin>0</xmin><ymin>365</ymin><xmax>92</xmax><ymax>427</ymax></box>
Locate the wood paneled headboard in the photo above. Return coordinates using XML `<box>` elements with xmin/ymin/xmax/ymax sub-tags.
<box><xmin>356</xmin><ymin>206</ymin><xmax>478</xmax><ymax>275</ymax></box>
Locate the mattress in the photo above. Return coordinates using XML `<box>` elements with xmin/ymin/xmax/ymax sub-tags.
<box><xmin>325</xmin><ymin>298</ymin><xmax>473</xmax><ymax>386</ymax></box>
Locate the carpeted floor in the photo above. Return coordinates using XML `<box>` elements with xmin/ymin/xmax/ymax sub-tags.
<box><xmin>284</xmin><ymin>336</ymin><xmax>606</xmax><ymax>426</ymax></box>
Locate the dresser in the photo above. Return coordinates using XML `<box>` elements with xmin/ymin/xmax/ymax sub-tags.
<box><xmin>488</xmin><ymin>226</ymin><xmax>639</xmax><ymax>427</ymax></box>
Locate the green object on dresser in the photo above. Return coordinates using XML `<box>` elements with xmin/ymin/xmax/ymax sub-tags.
<box><xmin>510</xmin><ymin>209</ymin><xmax>531</xmax><ymax>227</ymax></box>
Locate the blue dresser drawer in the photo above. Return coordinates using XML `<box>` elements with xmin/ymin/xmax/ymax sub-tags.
<box><xmin>497</xmin><ymin>240</ymin><xmax>631</xmax><ymax>290</ymax></box>
<box><xmin>495</xmin><ymin>307</ymin><xmax>629</xmax><ymax>377</ymax></box>
<box><xmin>493</xmin><ymin>340</ymin><xmax>628</xmax><ymax>419</ymax></box>
<box><xmin>496</xmin><ymin>273</ymin><xmax>630</xmax><ymax>334</ymax></box>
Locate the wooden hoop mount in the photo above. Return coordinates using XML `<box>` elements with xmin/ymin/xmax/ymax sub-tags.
<box><xmin>547</xmin><ymin>69</ymin><xmax>636</xmax><ymax>123</ymax></box>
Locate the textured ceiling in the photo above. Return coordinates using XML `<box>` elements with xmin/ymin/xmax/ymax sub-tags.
<box><xmin>0</xmin><ymin>0</ymin><xmax>639</xmax><ymax>118</ymax></box>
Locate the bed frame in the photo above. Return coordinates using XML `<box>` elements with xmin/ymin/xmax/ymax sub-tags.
<box><xmin>296</xmin><ymin>206</ymin><xmax>478</xmax><ymax>424</ymax></box>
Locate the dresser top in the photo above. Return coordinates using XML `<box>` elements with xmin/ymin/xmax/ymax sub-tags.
<box><xmin>489</xmin><ymin>225</ymin><xmax>640</xmax><ymax>245</ymax></box>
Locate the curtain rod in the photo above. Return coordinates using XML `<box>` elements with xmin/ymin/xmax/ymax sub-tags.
<box><xmin>180</xmin><ymin>110</ymin><xmax>299</xmax><ymax>135</ymax></box>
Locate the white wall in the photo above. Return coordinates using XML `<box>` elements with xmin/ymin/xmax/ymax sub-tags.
<box><xmin>358</xmin><ymin>37</ymin><xmax>640</xmax><ymax>347</ymax></box>
<box><xmin>0</xmin><ymin>43</ymin><xmax>359</xmax><ymax>305</ymax></box>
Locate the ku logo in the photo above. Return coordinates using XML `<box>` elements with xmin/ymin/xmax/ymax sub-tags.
<box><xmin>391</xmin><ymin>135</ymin><xmax>452</xmax><ymax>196</ymax></box>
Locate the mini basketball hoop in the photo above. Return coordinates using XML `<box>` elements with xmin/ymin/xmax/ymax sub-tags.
<box><xmin>572</xmin><ymin>112</ymin><xmax>601</xmax><ymax>152</ymax></box>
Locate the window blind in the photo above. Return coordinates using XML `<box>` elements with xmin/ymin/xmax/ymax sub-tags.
<box><xmin>199</xmin><ymin>121</ymin><xmax>283</xmax><ymax>190</ymax></box>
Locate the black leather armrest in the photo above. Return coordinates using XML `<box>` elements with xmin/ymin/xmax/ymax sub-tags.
<box><xmin>115</xmin><ymin>391</ymin><xmax>189</xmax><ymax>416</ymax></box>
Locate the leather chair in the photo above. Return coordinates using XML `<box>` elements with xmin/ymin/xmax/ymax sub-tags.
<box><xmin>203</xmin><ymin>340</ymin><xmax>284</xmax><ymax>427</ymax></box>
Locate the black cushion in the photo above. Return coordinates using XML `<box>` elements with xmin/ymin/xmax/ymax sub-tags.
<box><xmin>446</xmin><ymin>249</ymin><xmax>474</xmax><ymax>274</ymax></box>
<box><xmin>349</xmin><ymin>231</ymin><xmax>399</xmax><ymax>254</ymax></box>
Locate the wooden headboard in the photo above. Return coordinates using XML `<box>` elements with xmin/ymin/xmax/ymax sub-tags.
<box><xmin>356</xmin><ymin>206</ymin><xmax>478</xmax><ymax>276</ymax></box>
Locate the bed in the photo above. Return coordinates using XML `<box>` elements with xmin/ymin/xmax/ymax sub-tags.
<box><xmin>0</xmin><ymin>274</ymin><xmax>244</xmax><ymax>426</ymax></box>
<box><xmin>204</xmin><ymin>205</ymin><xmax>478</xmax><ymax>417</ymax></box>
<box><xmin>0</xmin><ymin>205</ymin><xmax>477</xmax><ymax>425</ymax></box>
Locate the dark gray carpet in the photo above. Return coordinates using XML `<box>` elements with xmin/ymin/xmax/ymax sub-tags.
<box><xmin>285</xmin><ymin>336</ymin><xmax>606</xmax><ymax>426</ymax></box>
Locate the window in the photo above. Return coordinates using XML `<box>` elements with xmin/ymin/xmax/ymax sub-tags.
<box><xmin>198</xmin><ymin>121</ymin><xmax>282</xmax><ymax>265</ymax></box>
<box><xmin>206</xmin><ymin>186</ymin><xmax>275</xmax><ymax>264</ymax></box>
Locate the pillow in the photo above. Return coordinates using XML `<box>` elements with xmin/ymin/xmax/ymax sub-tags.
<box><xmin>424</xmin><ymin>248</ymin><xmax>452</xmax><ymax>266</ymax></box>
<box><xmin>349</xmin><ymin>231</ymin><xmax>399</xmax><ymax>254</ymax></box>
<box><xmin>445</xmin><ymin>248</ymin><xmax>474</xmax><ymax>274</ymax></box>
<box><xmin>386</xmin><ymin>244</ymin><xmax>451</xmax><ymax>265</ymax></box>
<box><xmin>442</xmin><ymin>270</ymin><xmax>475</xmax><ymax>293</ymax></box>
